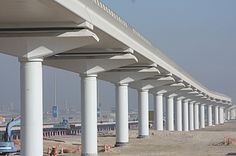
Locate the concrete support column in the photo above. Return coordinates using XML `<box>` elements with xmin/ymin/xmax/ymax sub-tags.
<box><xmin>81</xmin><ymin>74</ymin><xmax>98</xmax><ymax>156</ymax></box>
<box><xmin>194</xmin><ymin>103</ymin><xmax>199</xmax><ymax>129</ymax></box>
<box><xmin>116</xmin><ymin>84</ymin><xmax>129</xmax><ymax>146</ymax></box>
<box><xmin>208</xmin><ymin>105</ymin><xmax>213</xmax><ymax>126</ymax></box>
<box><xmin>222</xmin><ymin>107</ymin><xmax>225</xmax><ymax>123</ymax></box>
<box><xmin>176</xmin><ymin>97</ymin><xmax>183</xmax><ymax>131</ymax></box>
<box><xmin>183</xmin><ymin>99</ymin><xmax>190</xmax><ymax>131</ymax></box>
<box><xmin>167</xmin><ymin>96</ymin><xmax>174</xmax><ymax>131</ymax></box>
<box><xmin>20</xmin><ymin>59</ymin><xmax>43</xmax><ymax>156</ymax></box>
<box><xmin>214</xmin><ymin>106</ymin><xmax>219</xmax><ymax>125</ymax></box>
<box><xmin>230</xmin><ymin>109</ymin><xmax>235</xmax><ymax>120</ymax></box>
<box><xmin>219</xmin><ymin>107</ymin><xmax>224</xmax><ymax>124</ymax></box>
<box><xmin>227</xmin><ymin>110</ymin><xmax>230</xmax><ymax>121</ymax></box>
<box><xmin>154</xmin><ymin>93</ymin><xmax>163</xmax><ymax>131</ymax></box>
<box><xmin>138</xmin><ymin>90</ymin><xmax>149</xmax><ymax>138</ymax></box>
<box><xmin>222</xmin><ymin>110</ymin><xmax>225</xmax><ymax>123</ymax></box>
<box><xmin>189</xmin><ymin>101</ymin><xmax>194</xmax><ymax>131</ymax></box>
<box><xmin>200</xmin><ymin>104</ymin><xmax>205</xmax><ymax>128</ymax></box>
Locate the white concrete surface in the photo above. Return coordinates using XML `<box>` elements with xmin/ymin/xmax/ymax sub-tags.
<box><xmin>219</xmin><ymin>107</ymin><xmax>224</xmax><ymax>124</ymax></box>
<box><xmin>208</xmin><ymin>105</ymin><xmax>213</xmax><ymax>126</ymax></box>
<box><xmin>138</xmin><ymin>90</ymin><xmax>149</xmax><ymax>138</ymax></box>
<box><xmin>81</xmin><ymin>74</ymin><xmax>98</xmax><ymax>155</ymax></box>
<box><xmin>183</xmin><ymin>99</ymin><xmax>190</xmax><ymax>131</ymax></box>
<box><xmin>189</xmin><ymin>101</ymin><xmax>195</xmax><ymax>131</ymax></box>
<box><xmin>116</xmin><ymin>84</ymin><xmax>129</xmax><ymax>146</ymax></box>
<box><xmin>200</xmin><ymin>104</ymin><xmax>205</xmax><ymax>128</ymax></box>
<box><xmin>167</xmin><ymin>96</ymin><xmax>175</xmax><ymax>131</ymax></box>
<box><xmin>176</xmin><ymin>97</ymin><xmax>184</xmax><ymax>131</ymax></box>
<box><xmin>20</xmin><ymin>59</ymin><xmax>43</xmax><ymax>156</ymax></box>
<box><xmin>154</xmin><ymin>93</ymin><xmax>164</xmax><ymax>131</ymax></box>
<box><xmin>194</xmin><ymin>103</ymin><xmax>200</xmax><ymax>129</ymax></box>
<box><xmin>214</xmin><ymin>106</ymin><xmax>219</xmax><ymax>125</ymax></box>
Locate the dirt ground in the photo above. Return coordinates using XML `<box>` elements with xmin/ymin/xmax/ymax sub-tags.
<box><xmin>43</xmin><ymin>120</ymin><xmax>236</xmax><ymax>156</ymax></box>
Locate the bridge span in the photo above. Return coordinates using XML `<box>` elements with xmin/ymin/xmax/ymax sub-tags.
<box><xmin>0</xmin><ymin>0</ymin><xmax>232</xmax><ymax>155</ymax></box>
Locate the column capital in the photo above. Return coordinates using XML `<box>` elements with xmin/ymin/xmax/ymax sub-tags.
<box><xmin>156</xmin><ymin>93</ymin><xmax>164</xmax><ymax>96</ymax></box>
<box><xmin>80</xmin><ymin>74</ymin><xmax>97</xmax><ymax>78</ymax></box>
<box><xmin>19</xmin><ymin>57</ymin><xmax>43</xmax><ymax>62</ymax></box>
<box><xmin>116</xmin><ymin>83</ymin><xmax>129</xmax><ymax>87</ymax></box>
<box><xmin>168</xmin><ymin>93</ymin><xmax>178</xmax><ymax>98</ymax></box>
<box><xmin>156</xmin><ymin>90</ymin><xmax>167</xmax><ymax>95</ymax></box>
<box><xmin>138</xmin><ymin>88</ymin><xmax>149</xmax><ymax>92</ymax></box>
<box><xmin>177</xmin><ymin>96</ymin><xmax>185</xmax><ymax>100</ymax></box>
<box><xmin>184</xmin><ymin>99</ymin><xmax>191</xmax><ymax>102</ymax></box>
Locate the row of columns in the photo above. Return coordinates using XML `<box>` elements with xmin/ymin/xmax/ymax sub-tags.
<box><xmin>20</xmin><ymin>59</ymin><xmax>227</xmax><ymax>156</ymax></box>
<box><xmin>20</xmin><ymin>60</ymin><xmax>100</xmax><ymax>156</ymax></box>
<box><xmin>153</xmin><ymin>94</ymin><xmax>226</xmax><ymax>132</ymax></box>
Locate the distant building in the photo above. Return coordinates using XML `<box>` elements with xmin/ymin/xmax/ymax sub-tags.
<box><xmin>52</xmin><ymin>105</ymin><xmax>59</xmax><ymax>118</ymax></box>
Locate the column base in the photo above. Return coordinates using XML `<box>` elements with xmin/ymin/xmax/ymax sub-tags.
<box><xmin>81</xmin><ymin>153</ymin><xmax>97</xmax><ymax>156</ymax></box>
<box><xmin>115</xmin><ymin>142</ymin><xmax>128</xmax><ymax>147</ymax></box>
<box><xmin>167</xmin><ymin>129</ymin><xmax>174</xmax><ymax>132</ymax></box>
<box><xmin>137</xmin><ymin>135</ymin><xmax>149</xmax><ymax>139</ymax></box>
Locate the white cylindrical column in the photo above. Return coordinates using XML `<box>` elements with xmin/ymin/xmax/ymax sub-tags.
<box><xmin>116</xmin><ymin>84</ymin><xmax>129</xmax><ymax>146</ymax></box>
<box><xmin>20</xmin><ymin>59</ymin><xmax>43</xmax><ymax>156</ymax></box>
<box><xmin>189</xmin><ymin>101</ymin><xmax>194</xmax><ymax>131</ymax></box>
<box><xmin>176</xmin><ymin>97</ymin><xmax>183</xmax><ymax>131</ymax></box>
<box><xmin>222</xmin><ymin>107</ymin><xmax>224</xmax><ymax>123</ymax></box>
<box><xmin>214</xmin><ymin>106</ymin><xmax>219</xmax><ymax>125</ymax></box>
<box><xmin>222</xmin><ymin>107</ymin><xmax>225</xmax><ymax>124</ymax></box>
<box><xmin>208</xmin><ymin>105</ymin><xmax>213</xmax><ymax>126</ymax></box>
<box><xmin>230</xmin><ymin>109</ymin><xmax>235</xmax><ymax>120</ymax></box>
<box><xmin>227</xmin><ymin>109</ymin><xmax>230</xmax><ymax>121</ymax></box>
<box><xmin>200</xmin><ymin>104</ymin><xmax>205</xmax><ymax>128</ymax></box>
<box><xmin>183</xmin><ymin>99</ymin><xmax>189</xmax><ymax>131</ymax></box>
<box><xmin>194</xmin><ymin>103</ymin><xmax>199</xmax><ymax>129</ymax></box>
<box><xmin>167</xmin><ymin>96</ymin><xmax>174</xmax><ymax>131</ymax></box>
<box><xmin>219</xmin><ymin>107</ymin><xmax>224</xmax><ymax>124</ymax></box>
<box><xmin>138</xmin><ymin>90</ymin><xmax>149</xmax><ymax>138</ymax></box>
<box><xmin>81</xmin><ymin>74</ymin><xmax>98</xmax><ymax>155</ymax></box>
<box><xmin>154</xmin><ymin>93</ymin><xmax>163</xmax><ymax>131</ymax></box>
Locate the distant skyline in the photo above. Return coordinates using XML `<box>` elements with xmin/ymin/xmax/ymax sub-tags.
<box><xmin>0</xmin><ymin>1</ymin><xmax>235</xmax><ymax>114</ymax></box>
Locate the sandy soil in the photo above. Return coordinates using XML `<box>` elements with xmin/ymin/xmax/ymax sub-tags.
<box><xmin>43</xmin><ymin>120</ymin><xmax>236</xmax><ymax>156</ymax></box>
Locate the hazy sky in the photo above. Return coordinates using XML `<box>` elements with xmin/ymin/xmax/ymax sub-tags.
<box><xmin>0</xmin><ymin>0</ymin><xmax>235</xmax><ymax>113</ymax></box>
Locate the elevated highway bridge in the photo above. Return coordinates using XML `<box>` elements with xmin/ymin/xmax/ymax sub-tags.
<box><xmin>0</xmin><ymin>0</ymin><xmax>232</xmax><ymax>155</ymax></box>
